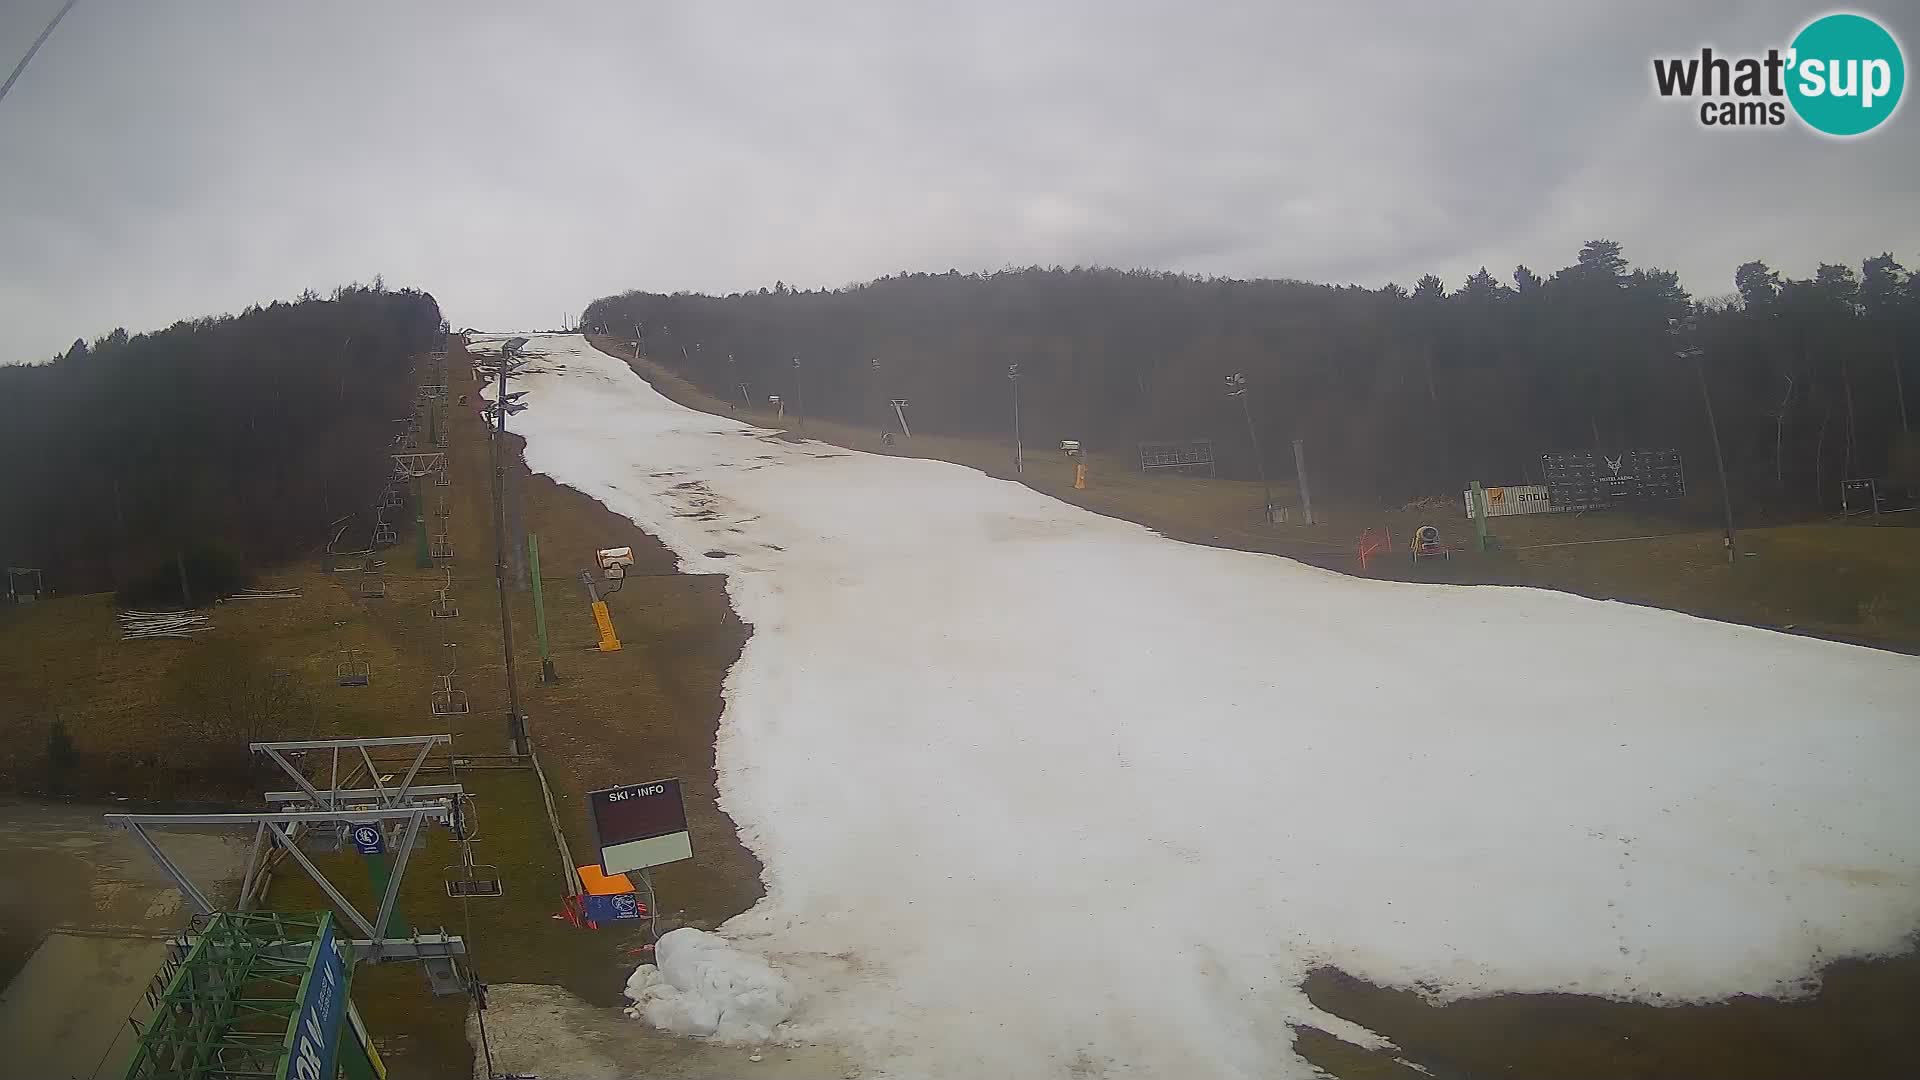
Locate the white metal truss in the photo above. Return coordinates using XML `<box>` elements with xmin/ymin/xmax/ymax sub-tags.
<box><xmin>391</xmin><ymin>451</ymin><xmax>447</xmax><ymax>479</ymax></box>
<box><xmin>105</xmin><ymin>806</ymin><xmax>464</xmax><ymax>961</ymax></box>
<box><xmin>251</xmin><ymin>734</ymin><xmax>455</xmax><ymax>815</ymax></box>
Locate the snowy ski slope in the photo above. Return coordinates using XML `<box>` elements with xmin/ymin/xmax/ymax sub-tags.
<box><xmin>475</xmin><ymin>334</ymin><xmax>1920</xmax><ymax>1079</ymax></box>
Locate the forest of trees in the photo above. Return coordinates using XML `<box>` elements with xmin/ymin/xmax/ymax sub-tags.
<box><xmin>0</xmin><ymin>283</ymin><xmax>444</xmax><ymax>598</ymax></box>
<box><xmin>583</xmin><ymin>243</ymin><xmax>1917</xmax><ymax>518</ymax></box>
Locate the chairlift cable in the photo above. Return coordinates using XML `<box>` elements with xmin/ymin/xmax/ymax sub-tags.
<box><xmin>0</xmin><ymin>0</ymin><xmax>79</xmax><ymax>110</ymax></box>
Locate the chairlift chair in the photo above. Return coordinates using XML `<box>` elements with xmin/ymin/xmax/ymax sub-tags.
<box><xmin>430</xmin><ymin>644</ymin><xmax>470</xmax><ymax>716</ymax></box>
<box><xmin>433</xmin><ymin>465</ymin><xmax>450</xmax><ymax>488</ymax></box>
<box><xmin>444</xmin><ymin>794</ymin><xmax>501</xmax><ymax>896</ymax></box>
<box><xmin>373</xmin><ymin>507</ymin><xmax>398</xmax><ymax>547</ymax></box>
<box><xmin>360</xmin><ymin>564</ymin><xmax>386</xmax><ymax>599</ymax></box>
<box><xmin>430</xmin><ymin>534</ymin><xmax>453</xmax><ymax>560</ymax></box>
<box><xmin>336</xmin><ymin>650</ymin><xmax>371</xmax><ymax>687</ymax></box>
<box><xmin>431</xmin><ymin>568</ymin><xmax>459</xmax><ymax>618</ymax></box>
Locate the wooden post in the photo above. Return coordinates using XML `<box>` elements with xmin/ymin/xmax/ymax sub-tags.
<box><xmin>529</xmin><ymin>533</ymin><xmax>556</xmax><ymax>684</ymax></box>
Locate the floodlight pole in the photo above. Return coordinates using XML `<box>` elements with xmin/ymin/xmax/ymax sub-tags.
<box><xmin>1673</xmin><ymin>318</ymin><xmax>1736</xmax><ymax>565</ymax></box>
<box><xmin>491</xmin><ymin>345</ymin><xmax>530</xmax><ymax>756</ymax></box>
<box><xmin>1008</xmin><ymin>363</ymin><xmax>1023</xmax><ymax>474</ymax></box>
<box><xmin>1292</xmin><ymin>437</ymin><xmax>1315</xmax><ymax>526</ymax></box>
<box><xmin>1227</xmin><ymin>373</ymin><xmax>1275</xmax><ymax>523</ymax></box>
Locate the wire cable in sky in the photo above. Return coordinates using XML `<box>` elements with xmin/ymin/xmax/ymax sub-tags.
<box><xmin>0</xmin><ymin>0</ymin><xmax>80</xmax><ymax>109</ymax></box>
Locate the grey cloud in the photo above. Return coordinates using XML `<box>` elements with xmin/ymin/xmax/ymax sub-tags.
<box><xmin>2</xmin><ymin>1</ymin><xmax>1915</xmax><ymax>360</ymax></box>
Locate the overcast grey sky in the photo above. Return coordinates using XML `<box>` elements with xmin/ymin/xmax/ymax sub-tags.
<box><xmin>2</xmin><ymin>2</ymin><xmax>1914</xmax><ymax>361</ymax></box>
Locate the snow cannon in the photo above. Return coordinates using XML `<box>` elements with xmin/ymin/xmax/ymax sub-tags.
<box><xmin>1410</xmin><ymin>524</ymin><xmax>1452</xmax><ymax>562</ymax></box>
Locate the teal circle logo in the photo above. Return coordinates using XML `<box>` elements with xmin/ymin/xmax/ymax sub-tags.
<box><xmin>1787</xmin><ymin>13</ymin><xmax>1904</xmax><ymax>136</ymax></box>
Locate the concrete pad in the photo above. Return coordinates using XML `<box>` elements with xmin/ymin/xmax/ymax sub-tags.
<box><xmin>0</xmin><ymin>931</ymin><xmax>169</xmax><ymax>1080</ymax></box>
<box><xmin>0</xmin><ymin>799</ymin><xmax>245</xmax><ymax>987</ymax></box>
<box><xmin>473</xmin><ymin>983</ymin><xmax>855</xmax><ymax>1080</ymax></box>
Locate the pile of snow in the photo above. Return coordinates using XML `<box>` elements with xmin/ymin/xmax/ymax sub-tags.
<box><xmin>495</xmin><ymin>334</ymin><xmax>1920</xmax><ymax>1078</ymax></box>
<box><xmin>623</xmin><ymin>928</ymin><xmax>797</xmax><ymax>1042</ymax></box>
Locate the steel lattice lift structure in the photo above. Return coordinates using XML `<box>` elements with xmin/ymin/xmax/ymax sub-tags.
<box><xmin>105</xmin><ymin>345</ymin><xmax>533</xmax><ymax>1079</ymax></box>
<box><xmin>119</xmin><ymin>910</ymin><xmax>385</xmax><ymax>1080</ymax></box>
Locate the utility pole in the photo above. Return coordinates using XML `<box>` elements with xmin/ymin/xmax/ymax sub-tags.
<box><xmin>1862</xmin><ymin>301</ymin><xmax>1910</xmax><ymax>434</ymax></box>
<box><xmin>1673</xmin><ymin>318</ymin><xmax>1736</xmax><ymax>565</ymax></box>
<box><xmin>491</xmin><ymin>341</ymin><xmax>530</xmax><ymax>756</ymax></box>
<box><xmin>1008</xmin><ymin>363</ymin><xmax>1023</xmax><ymax>474</ymax></box>
<box><xmin>1226</xmin><ymin>373</ymin><xmax>1274</xmax><ymax>523</ymax></box>
<box><xmin>793</xmin><ymin>358</ymin><xmax>805</xmax><ymax>429</ymax></box>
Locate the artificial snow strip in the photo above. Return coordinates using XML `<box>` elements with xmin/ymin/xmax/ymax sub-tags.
<box><xmin>498</xmin><ymin>333</ymin><xmax>1920</xmax><ymax>1079</ymax></box>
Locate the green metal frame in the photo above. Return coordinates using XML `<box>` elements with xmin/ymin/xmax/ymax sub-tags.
<box><xmin>122</xmin><ymin>911</ymin><xmax>353</xmax><ymax>1080</ymax></box>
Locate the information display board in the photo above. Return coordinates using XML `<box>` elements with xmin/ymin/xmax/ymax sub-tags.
<box><xmin>587</xmin><ymin>779</ymin><xmax>693</xmax><ymax>876</ymax></box>
<box><xmin>1541</xmin><ymin>449</ymin><xmax>1686</xmax><ymax>511</ymax></box>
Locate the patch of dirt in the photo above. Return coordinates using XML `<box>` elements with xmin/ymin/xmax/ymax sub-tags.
<box><xmin>1296</xmin><ymin>956</ymin><xmax>1920</xmax><ymax>1080</ymax></box>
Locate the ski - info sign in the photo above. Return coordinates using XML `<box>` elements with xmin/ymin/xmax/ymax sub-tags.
<box><xmin>587</xmin><ymin>778</ymin><xmax>693</xmax><ymax>875</ymax></box>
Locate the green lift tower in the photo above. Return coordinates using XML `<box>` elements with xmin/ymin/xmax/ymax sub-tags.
<box><xmin>122</xmin><ymin>911</ymin><xmax>385</xmax><ymax>1080</ymax></box>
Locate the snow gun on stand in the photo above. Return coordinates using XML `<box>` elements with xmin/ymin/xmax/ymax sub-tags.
<box><xmin>578</xmin><ymin>547</ymin><xmax>633</xmax><ymax>652</ymax></box>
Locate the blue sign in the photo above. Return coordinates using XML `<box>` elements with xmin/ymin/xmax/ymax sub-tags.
<box><xmin>283</xmin><ymin>922</ymin><xmax>347</xmax><ymax>1080</ymax></box>
<box><xmin>349</xmin><ymin>824</ymin><xmax>385</xmax><ymax>855</ymax></box>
